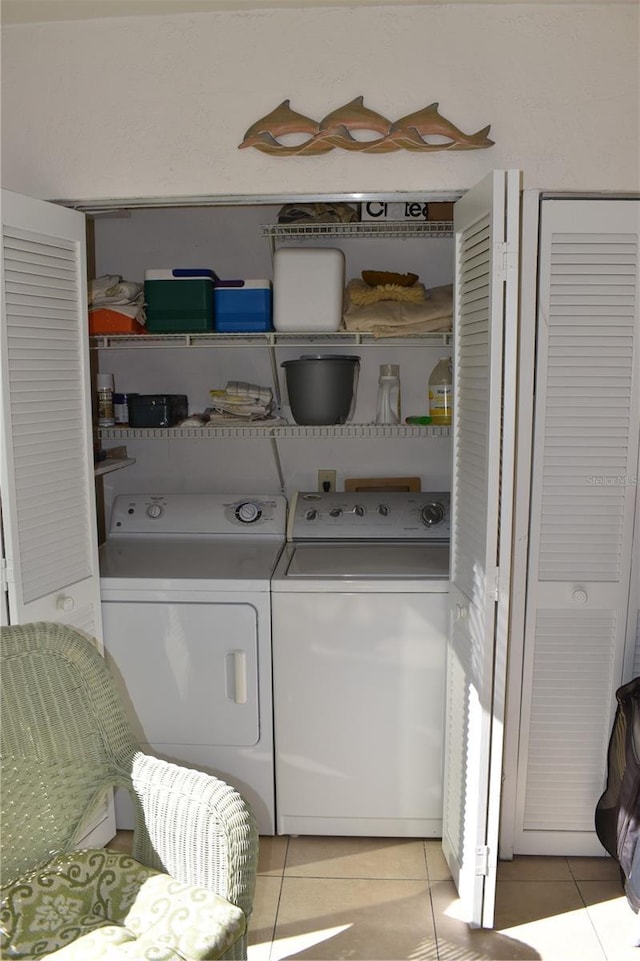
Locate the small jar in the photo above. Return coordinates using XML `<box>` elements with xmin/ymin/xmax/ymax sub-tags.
<box><xmin>113</xmin><ymin>392</ymin><xmax>138</xmax><ymax>426</ymax></box>
<box><xmin>97</xmin><ymin>373</ymin><xmax>115</xmax><ymax>428</ymax></box>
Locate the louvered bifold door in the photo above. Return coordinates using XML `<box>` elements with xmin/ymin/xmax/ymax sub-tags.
<box><xmin>0</xmin><ymin>189</ymin><xmax>102</xmax><ymax>639</ymax></box>
<box><xmin>514</xmin><ymin>198</ymin><xmax>640</xmax><ymax>856</ymax></box>
<box><xmin>442</xmin><ymin>170</ymin><xmax>520</xmax><ymax>928</ymax></box>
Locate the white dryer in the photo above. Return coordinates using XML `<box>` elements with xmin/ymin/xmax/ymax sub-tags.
<box><xmin>99</xmin><ymin>492</ymin><xmax>286</xmax><ymax>835</ymax></box>
<box><xmin>271</xmin><ymin>490</ymin><xmax>450</xmax><ymax>837</ymax></box>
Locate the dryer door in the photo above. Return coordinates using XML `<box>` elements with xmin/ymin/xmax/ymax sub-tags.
<box><xmin>102</xmin><ymin>598</ymin><xmax>260</xmax><ymax>750</ymax></box>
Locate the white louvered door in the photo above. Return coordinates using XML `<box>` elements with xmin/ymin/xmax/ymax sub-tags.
<box><xmin>513</xmin><ymin>198</ymin><xmax>640</xmax><ymax>856</ymax></box>
<box><xmin>442</xmin><ymin>170</ymin><xmax>520</xmax><ymax>928</ymax></box>
<box><xmin>0</xmin><ymin>189</ymin><xmax>102</xmax><ymax>640</ymax></box>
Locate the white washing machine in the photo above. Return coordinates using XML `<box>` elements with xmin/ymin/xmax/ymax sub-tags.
<box><xmin>99</xmin><ymin>492</ymin><xmax>287</xmax><ymax>835</ymax></box>
<box><xmin>271</xmin><ymin>490</ymin><xmax>450</xmax><ymax>838</ymax></box>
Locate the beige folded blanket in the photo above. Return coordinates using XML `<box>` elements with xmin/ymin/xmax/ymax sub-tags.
<box><xmin>343</xmin><ymin>283</ymin><xmax>453</xmax><ymax>337</ymax></box>
<box><xmin>347</xmin><ymin>278</ymin><xmax>427</xmax><ymax>306</ymax></box>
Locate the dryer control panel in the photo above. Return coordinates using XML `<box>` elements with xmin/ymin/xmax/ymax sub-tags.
<box><xmin>288</xmin><ymin>491</ymin><xmax>450</xmax><ymax>541</ymax></box>
<box><xmin>109</xmin><ymin>493</ymin><xmax>287</xmax><ymax>536</ymax></box>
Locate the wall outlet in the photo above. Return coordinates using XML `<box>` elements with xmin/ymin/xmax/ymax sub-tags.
<box><xmin>318</xmin><ymin>469</ymin><xmax>336</xmax><ymax>492</ymax></box>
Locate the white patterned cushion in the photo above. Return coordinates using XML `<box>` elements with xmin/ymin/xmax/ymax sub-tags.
<box><xmin>0</xmin><ymin>848</ymin><xmax>245</xmax><ymax>960</ymax></box>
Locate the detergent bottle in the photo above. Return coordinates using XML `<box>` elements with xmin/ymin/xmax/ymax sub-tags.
<box><xmin>375</xmin><ymin>364</ymin><xmax>401</xmax><ymax>425</ymax></box>
<box><xmin>428</xmin><ymin>357</ymin><xmax>453</xmax><ymax>426</ymax></box>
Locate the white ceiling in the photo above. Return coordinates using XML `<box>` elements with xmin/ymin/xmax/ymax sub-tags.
<box><xmin>3</xmin><ymin>0</ymin><xmax>637</xmax><ymax>26</ymax></box>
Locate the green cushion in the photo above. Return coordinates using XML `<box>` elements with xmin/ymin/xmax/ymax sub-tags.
<box><xmin>0</xmin><ymin>849</ymin><xmax>246</xmax><ymax>960</ymax></box>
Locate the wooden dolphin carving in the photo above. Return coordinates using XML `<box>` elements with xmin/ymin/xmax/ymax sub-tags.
<box><xmin>238</xmin><ymin>100</ymin><xmax>319</xmax><ymax>149</ymax></box>
<box><xmin>319</xmin><ymin>96</ymin><xmax>391</xmax><ymax>135</ymax></box>
<box><xmin>238</xmin><ymin>99</ymin><xmax>494</xmax><ymax>154</ymax></box>
<box><xmin>320</xmin><ymin>124</ymin><xmax>403</xmax><ymax>154</ymax></box>
<box><xmin>240</xmin><ymin>130</ymin><xmax>334</xmax><ymax>156</ymax></box>
<box><xmin>390</xmin><ymin>102</ymin><xmax>494</xmax><ymax>148</ymax></box>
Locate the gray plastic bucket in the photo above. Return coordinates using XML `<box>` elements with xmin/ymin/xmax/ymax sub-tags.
<box><xmin>281</xmin><ymin>355</ymin><xmax>360</xmax><ymax>425</ymax></box>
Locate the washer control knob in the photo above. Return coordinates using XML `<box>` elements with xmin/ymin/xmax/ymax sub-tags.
<box><xmin>377</xmin><ymin>504</ymin><xmax>390</xmax><ymax>516</ymax></box>
<box><xmin>57</xmin><ymin>595</ymin><xmax>75</xmax><ymax>612</ymax></box>
<box><xmin>236</xmin><ymin>502</ymin><xmax>262</xmax><ymax>524</ymax></box>
<box><xmin>421</xmin><ymin>501</ymin><xmax>446</xmax><ymax>527</ymax></box>
<box><xmin>305</xmin><ymin>508</ymin><xmax>318</xmax><ymax>521</ymax></box>
<box><xmin>354</xmin><ymin>504</ymin><xmax>366</xmax><ymax>517</ymax></box>
<box><xmin>572</xmin><ymin>589</ymin><xmax>588</xmax><ymax>604</ymax></box>
<box><xmin>329</xmin><ymin>507</ymin><xmax>342</xmax><ymax>518</ymax></box>
<box><xmin>146</xmin><ymin>503</ymin><xmax>163</xmax><ymax>519</ymax></box>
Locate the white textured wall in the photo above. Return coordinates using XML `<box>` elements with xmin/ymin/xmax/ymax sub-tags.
<box><xmin>2</xmin><ymin>2</ymin><xmax>638</xmax><ymax>201</ymax></box>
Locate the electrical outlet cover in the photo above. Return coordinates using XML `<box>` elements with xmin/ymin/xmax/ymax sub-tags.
<box><xmin>318</xmin><ymin>469</ymin><xmax>336</xmax><ymax>492</ymax></box>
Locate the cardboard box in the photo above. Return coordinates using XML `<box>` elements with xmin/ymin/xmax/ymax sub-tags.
<box><xmin>359</xmin><ymin>200</ymin><xmax>455</xmax><ymax>222</ymax></box>
<box><xmin>360</xmin><ymin>201</ymin><xmax>430</xmax><ymax>221</ymax></box>
<box><xmin>427</xmin><ymin>202</ymin><xmax>455</xmax><ymax>222</ymax></box>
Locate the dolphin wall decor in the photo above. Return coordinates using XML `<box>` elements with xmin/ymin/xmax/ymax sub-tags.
<box><xmin>238</xmin><ymin>97</ymin><xmax>494</xmax><ymax>155</ymax></box>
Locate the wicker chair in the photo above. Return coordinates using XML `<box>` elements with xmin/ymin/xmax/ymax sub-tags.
<box><xmin>0</xmin><ymin>621</ymin><xmax>259</xmax><ymax>960</ymax></box>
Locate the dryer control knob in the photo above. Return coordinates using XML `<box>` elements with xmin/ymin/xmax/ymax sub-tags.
<box><xmin>377</xmin><ymin>504</ymin><xmax>390</xmax><ymax>516</ymax></box>
<box><xmin>305</xmin><ymin>508</ymin><xmax>318</xmax><ymax>521</ymax></box>
<box><xmin>354</xmin><ymin>504</ymin><xmax>366</xmax><ymax>517</ymax></box>
<box><xmin>146</xmin><ymin>504</ymin><xmax>163</xmax><ymax>519</ymax></box>
<box><xmin>421</xmin><ymin>502</ymin><xmax>446</xmax><ymax>527</ymax></box>
<box><xmin>236</xmin><ymin>502</ymin><xmax>262</xmax><ymax>524</ymax></box>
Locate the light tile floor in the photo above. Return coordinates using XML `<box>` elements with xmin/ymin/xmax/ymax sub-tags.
<box><xmin>110</xmin><ymin>832</ymin><xmax>638</xmax><ymax>961</ymax></box>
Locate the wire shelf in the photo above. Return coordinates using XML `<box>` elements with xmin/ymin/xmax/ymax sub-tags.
<box><xmin>90</xmin><ymin>330</ymin><xmax>452</xmax><ymax>349</ymax></box>
<box><xmin>261</xmin><ymin>220</ymin><xmax>454</xmax><ymax>241</ymax></box>
<box><xmin>98</xmin><ymin>425</ymin><xmax>451</xmax><ymax>441</ymax></box>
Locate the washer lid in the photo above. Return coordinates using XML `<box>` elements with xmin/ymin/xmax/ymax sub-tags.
<box><xmin>283</xmin><ymin>542</ymin><xmax>450</xmax><ymax>579</ymax></box>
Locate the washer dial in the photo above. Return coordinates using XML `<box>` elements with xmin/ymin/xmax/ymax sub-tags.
<box><xmin>420</xmin><ymin>501</ymin><xmax>447</xmax><ymax>527</ymax></box>
<box><xmin>235</xmin><ymin>501</ymin><xmax>262</xmax><ymax>524</ymax></box>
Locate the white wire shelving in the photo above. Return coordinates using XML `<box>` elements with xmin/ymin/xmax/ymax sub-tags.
<box><xmin>90</xmin><ymin>330</ymin><xmax>452</xmax><ymax>349</ymax></box>
<box><xmin>98</xmin><ymin>424</ymin><xmax>450</xmax><ymax>441</ymax></box>
<box><xmin>261</xmin><ymin>220</ymin><xmax>454</xmax><ymax>242</ymax></box>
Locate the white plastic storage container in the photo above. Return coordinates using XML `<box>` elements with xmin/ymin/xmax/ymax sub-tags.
<box><xmin>273</xmin><ymin>247</ymin><xmax>345</xmax><ymax>332</ymax></box>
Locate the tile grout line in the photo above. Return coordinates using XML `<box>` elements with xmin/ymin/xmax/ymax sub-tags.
<box><xmin>571</xmin><ymin>870</ymin><xmax>614</xmax><ymax>961</ymax></box>
<box><xmin>265</xmin><ymin>836</ymin><xmax>289</xmax><ymax>961</ymax></box>
<box><xmin>424</xmin><ymin>837</ymin><xmax>453</xmax><ymax>960</ymax></box>
<box><xmin>280</xmin><ymin>874</ymin><xmax>432</xmax><ymax>881</ymax></box>
<box><xmin>566</xmin><ymin>852</ymin><xmax>628</xmax><ymax>960</ymax></box>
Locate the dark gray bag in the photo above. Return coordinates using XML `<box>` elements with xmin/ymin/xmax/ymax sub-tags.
<box><xmin>595</xmin><ymin>676</ymin><xmax>640</xmax><ymax>913</ymax></box>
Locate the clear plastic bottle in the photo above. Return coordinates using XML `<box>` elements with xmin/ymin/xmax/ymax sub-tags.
<box><xmin>428</xmin><ymin>357</ymin><xmax>452</xmax><ymax>426</ymax></box>
<box><xmin>97</xmin><ymin>373</ymin><xmax>115</xmax><ymax>427</ymax></box>
<box><xmin>375</xmin><ymin>364</ymin><xmax>401</xmax><ymax>425</ymax></box>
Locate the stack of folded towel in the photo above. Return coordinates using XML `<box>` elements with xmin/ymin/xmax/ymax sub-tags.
<box><xmin>89</xmin><ymin>275</ymin><xmax>146</xmax><ymax>333</ymax></box>
<box><xmin>207</xmin><ymin>382</ymin><xmax>275</xmax><ymax>423</ymax></box>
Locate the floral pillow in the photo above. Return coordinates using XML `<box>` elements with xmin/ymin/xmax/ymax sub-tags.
<box><xmin>1</xmin><ymin>848</ymin><xmax>245</xmax><ymax>960</ymax></box>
